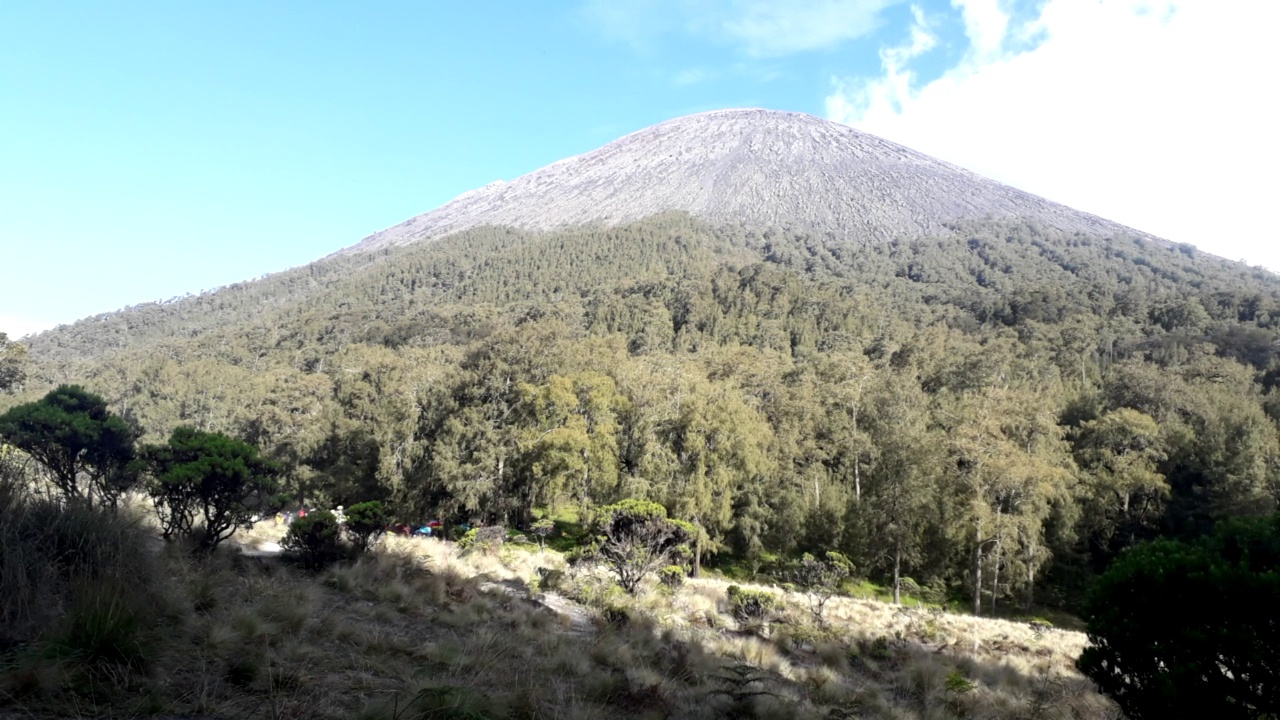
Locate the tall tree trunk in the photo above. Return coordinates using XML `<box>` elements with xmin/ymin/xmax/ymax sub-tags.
<box><xmin>990</xmin><ymin>538</ymin><xmax>1002</xmax><ymax>614</ymax></box>
<box><xmin>893</xmin><ymin>543</ymin><xmax>902</xmax><ymax>605</ymax></box>
<box><xmin>973</xmin><ymin>516</ymin><xmax>985</xmax><ymax>616</ymax></box>
<box><xmin>1023</xmin><ymin>531</ymin><xmax>1037</xmax><ymax>611</ymax></box>
<box><xmin>852</xmin><ymin>403</ymin><xmax>861</xmax><ymax>503</ymax></box>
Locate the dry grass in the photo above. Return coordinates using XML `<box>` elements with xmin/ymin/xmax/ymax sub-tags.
<box><xmin>4</xmin><ymin>513</ymin><xmax>1121</xmax><ymax>719</ymax></box>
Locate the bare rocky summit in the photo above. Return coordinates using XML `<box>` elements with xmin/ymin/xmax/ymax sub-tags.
<box><xmin>345</xmin><ymin>108</ymin><xmax>1144</xmax><ymax>254</ymax></box>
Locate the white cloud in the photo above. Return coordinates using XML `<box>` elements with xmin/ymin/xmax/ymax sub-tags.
<box><xmin>673</xmin><ymin>67</ymin><xmax>716</xmax><ymax>86</ymax></box>
<box><xmin>827</xmin><ymin>0</ymin><xmax>1280</xmax><ymax>270</ymax></box>
<box><xmin>0</xmin><ymin>314</ymin><xmax>55</xmax><ymax>341</ymax></box>
<box><xmin>722</xmin><ymin>0</ymin><xmax>903</xmax><ymax>56</ymax></box>
<box><xmin>581</xmin><ymin>0</ymin><xmax>903</xmax><ymax>57</ymax></box>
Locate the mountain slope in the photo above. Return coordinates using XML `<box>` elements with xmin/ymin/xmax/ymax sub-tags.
<box><xmin>347</xmin><ymin>108</ymin><xmax>1147</xmax><ymax>254</ymax></box>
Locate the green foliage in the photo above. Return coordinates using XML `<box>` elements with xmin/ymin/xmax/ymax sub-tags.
<box><xmin>592</xmin><ymin>498</ymin><xmax>695</xmax><ymax>593</ymax></box>
<box><xmin>344</xmin><ymin>500</ymin><xmax>389</xmax><ymax>553</ymax></box>
<box><xmin>944</xmin><ymin>669</ymin><xmax>976</xmax><ymax>694</ymax></box>
<box><xmin>13</xmin><ymin>214</ymin><xmax>1280</xmax><ymax>618</ymax></box>
<box><xmin>456</xmin><ymin>525</ymin><xmax>505</xmax><ymax>554</ymax></box>
<box><xmin>784</xmin><ymin>552</ymin><xmax>854</xmax><ymax>624</ymax></box>
<box><xmin>0</xmin><ymin>384</ymin><xmax>138</xmax><ymax>507</ymax></box>
<box><xmin>141</xmin><ymin>427</ymin><xmax>281</xmax><ymax>552</ymax></box>
<box><xmin>1077</xmin><ymin>514</ymin><xmax>1280</xmax><ymax>719</ymax></box>
<box><xmin>0</xmin><ymin>332</ymin><xmax>27</xmax><ymax>393</ymax></box>
<box><xmin>0</xmin><ymin>456</ymin><xmax>167</xmax><ymax>681</ymax></box>
<box><xmin>725</xmin><ymin>585</ymin><xmax>779</xmax><ymax>623</ymax></box>
<box><xmin>282</xmin><ymin>510</ymin><xmax>344</xmax><ymax>571</ymax></box>
<box><xmin>658</xmin><ymin>564</ymin><xmax>686</xmax><ymax>589</ymax></box>
<box><xmin>530</xmin><ymin>516</ymin><xmax>555</xmax><ymax>551</ymax></box>
<box><xmin>42</xmin><ymin>581</ymin><xmax>153</xmax><ymax>675</ymax></box>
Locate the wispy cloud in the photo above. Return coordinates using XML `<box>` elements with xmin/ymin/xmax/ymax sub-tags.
<box><xmin>580</xmin><ymin>0</ymin><xmax>904</xmax><ymax>57</ymax></box>
<box><xmin>722</xmin><ymin>0</ymin><xmax>903</xmax><ymax>57</ymax></box>
<box><xmin>673</xmin><ymin>67</ymin><xmax>716</xmax><ymax>86</ymax></box>
<box><xmin>826</xmin><ymin>0</ymin><xmax>1280</xmax><ymax>270</ymax></box>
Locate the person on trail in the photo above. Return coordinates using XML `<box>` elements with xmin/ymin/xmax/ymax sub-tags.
<box><xmin>334</xmin><ymin>505</ymin><xmax>345</xmax><ymax>524</ymax></box>
<box><xmin>275</xmin><ymin>512</ymin><xmax>284</xmax><ymax>526</ymax></box>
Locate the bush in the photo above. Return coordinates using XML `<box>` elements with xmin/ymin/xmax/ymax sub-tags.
<box><xmin>344</xmin><ymin>501</ymin><xmax>388</xmax><ymax>553</ymax></box>
<box><xmin>659</xmin><ymin>565</ymin><xmax>686</xmax><ymax>589</ymax></box>
<box><xmin>784</xmin><ymin>552</ymin><xmax>853</xmax><ymax>625</ymax></box>
<box><xmin>141</xmin><ymin>427</ymin><xmax>280</xmax><ymax>552</ymax></box>
<box><xmin>283</xmin><ymin>511</ymin><xmax>343</xmax><ymax>571</ymax></box>
<box><xmin>0</xmin><ymin>457</ymin><xmax>168</xmax><ymax>682</ymax></box>
<box><xmin>457</xmin><ymin>525</ymin><xmax>505</xmax><ymax>554</ymax></box>
<box><xmin>531</xmin><ymin>517</ymin><xmax>555</xmax><ymax>551</ymax></box>
<box><xmin>726</xmin><ymin>585</ymin><xmax>778</xmax><ymax>623</ymax></box>
<box><xmin>0</xmin><ymin>385</ymin><xmax>138</xmax><ymax>508</ymax></box>
<box><xmin>1078</xmin><ymin>514</ymin><xmax>1280</xmax><ymax>719</ymax></box>
<box><xmin>590</xmin><ymin>499</ymin><xmax>694</xmax><ymax>594</ymax></box>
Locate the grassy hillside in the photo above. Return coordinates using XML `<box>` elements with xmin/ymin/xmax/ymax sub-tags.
<box><xmin>0</xmin><ymin>471</ymin><xmax>1117</xmax><ymax>719</ymax></box>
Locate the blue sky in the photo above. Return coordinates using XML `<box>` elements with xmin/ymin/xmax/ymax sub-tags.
<box><xmin>2</xmin><ymin>0</ymin><xmax>1276</xmax><ymax>338</ymax></box>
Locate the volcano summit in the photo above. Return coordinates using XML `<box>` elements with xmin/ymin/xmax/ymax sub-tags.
<box><xmin>348</xmin><ymin>108</ymin><xmax>1142</xmax><ymax>254</ymax></box>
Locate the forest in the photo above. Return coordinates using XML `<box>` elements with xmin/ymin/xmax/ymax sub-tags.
<box><xmin>8</xmin><ymin>212</ymin><xmax>1280</xmax><ymax>615</ymax></box>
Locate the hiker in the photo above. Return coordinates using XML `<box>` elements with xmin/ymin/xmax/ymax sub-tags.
<box><xmin>275</xmin><ymin>512</ymin><xmax>284</xmax><ymax>526</ymax></box>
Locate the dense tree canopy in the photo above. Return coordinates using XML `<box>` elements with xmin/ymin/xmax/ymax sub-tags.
<box><xmin>7</xmin><ymin>214</ymin><xmax>1280</xmax><ymax>612</ymax></box>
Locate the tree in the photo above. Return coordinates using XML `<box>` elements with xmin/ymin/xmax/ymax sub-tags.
<box><xmin>784</xmin><ymin>551</ymin><xmax>853</xmax><ymax>625</ymax></box>
<box><xmin>860</xmin><ymin>374</ymin><xmax>940</xmax><ymax>604</ymax></box>
<box><xmin>591</xmin><ymin>498</ymin><xmax>694</xmax><ymax>594</ymax></box>
<box><xmin>1073</xmin><ymin>408</ymin><xmax>1168</xmax><ymax>561</ymax></box>
<box><xmin>0</xmin><ymin>332</ymin><xmax>27</xmax><ymax>393</ymax></box>
<box><xmin>344</xmin><ymin>500</ymin><xmax>389</xmax><ymax>553</ymax></box>
<box><xmin>0</xmin><ymin>385</ymin><xmax>138</xmax><ymax>507</ymax></box>
<box><xmin>141</xmin><ymin>427</ymin><xmax>281</xmax><ymax>552</ymax></box>
<box><xmin>518</xmin><ymin>372</ymin><xmax>624</xmax><ymax>519</ymax></box>
<box><xmin>1078</xmin><ymin>514</ymin><xmax>1280</xmax><ymax>719</ymax></box>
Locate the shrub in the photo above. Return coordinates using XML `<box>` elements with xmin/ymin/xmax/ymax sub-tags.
<box><xmin>141</xmin><ymin>427</ymin><xmax>281</xmax><ymax>552</ymax></box>
<box><xmin>43</xmin><ymin>581</ymin><xmax>153</xmax><ymax>676</ymax></box>
<box><xmin>0</xmin><ymin>385</ymin><xmax>138</xmax><ymax>508</ymax></box>
<box><xmin>590</xmin><ymin>499</ymin><xmax>694</xmax><ymax>594</ymax></box>
<box><xmin>944</xmin><ymin>669</ymin><xmax>976</xmax><ymax>694</ymax></box>
<box><xmin>458</xmin><ymin>525</ymin><xmax>505</xmax><ymax>554</ymax></box>
<box><xmin>784</xmin><ymin>552</ymin><xmax>853</xmax><ymax>625</ymax></box>
<box><xmin>726</xmin><ymin>585</ymin><xmax>778</xmax><ymax>623</ymax></box>
<box><xmin>530</xmin><ymin>517</ymin><xmax>555</xmax><ymax>551</ymax></box>
<box><xmin>0</xmin><ymin>457</ymin><xmax>167</xmax><ymax>682</ymax></box>
<box><xmin>1077</xmin><ymin>514</ymin><xmax>1280</xmax><ymax>719</ymax></box>
<box><xmin>283</xmin><ymin>510</ymin><xmax>343</xmax><ymax>571</ymax></box>
<box><xmin>344</xmin><ymin>501</ymin><xmax>388</xmax><ymax>553</ymax></box>
<box><xmin>658</xmin><ymin>565</ymin><xmax>686</xmax><ymax>590</ymax></box>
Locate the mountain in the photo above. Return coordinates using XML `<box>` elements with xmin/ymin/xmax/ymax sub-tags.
<box><xmin>346</xmin><ymin>108</ymin><xmax>1147</xmax><ymax>255</ymax></box>
<box><xmin>8</xmin><ymin>104</ymin><xmax>1280</xmax><ymax>636</ymax></box>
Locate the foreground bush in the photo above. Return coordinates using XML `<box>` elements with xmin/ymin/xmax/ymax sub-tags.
<box><xmin>0</xmin><ymin>456</ymin><xmax>168</xmax><ymax>683</ymax></box>
<box><xmin>283</xmin><ymin>510</ymin><xmax>344</xmax><ymax>570</ymax></box>
<box><xmin>591</xmin><ymin>499</ymin><xmax>694</xmax><ymax>594</ymax></box>
<box><xmin>726</xmin><ymin>585</ymin><xmax>778</xmax><ymax>623</ymax></box>
<box><xmin>0</xmin><ymin>385</ymin><xmax>138</xmax><ymax>508</ymax></box>
<box><xmin>344</xmin><ymin>500</ymin><xmax>388</xmax><ymax>553</ymax></box>
<box><xmin>1078</xmin><ymin>514</ymin><xmax>1280</xmax><ymax>719</ymax></box>
<box><xmin>141</xmin><ymin>427</ymin><xmax>281</xmax><ymax>552</ymax></box>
